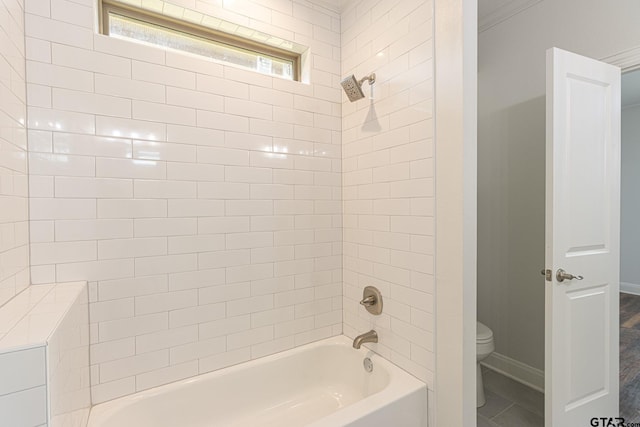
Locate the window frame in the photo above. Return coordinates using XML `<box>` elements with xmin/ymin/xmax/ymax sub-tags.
<box><xmin>99</xmin><ymin>0</ymin><xmax>301</xmax><ymax>81</ymax></box>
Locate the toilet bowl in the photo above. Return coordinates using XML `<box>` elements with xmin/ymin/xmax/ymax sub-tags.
<box><xmin>476</xmin><ymin>321</ymin><xmax>494</xmax><ymax>407</ymax></box>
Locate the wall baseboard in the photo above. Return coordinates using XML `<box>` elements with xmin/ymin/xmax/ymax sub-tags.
<box><xmin>481</xmin><ymin>352</ymin><xmax>544</xmax><ymax>393</ymax></box>
<box><xmin>621</xmin><ymin>282</ymin><xmax>640</xmax><ymax>296</ymax></box>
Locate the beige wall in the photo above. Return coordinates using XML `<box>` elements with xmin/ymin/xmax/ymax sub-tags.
<box><xmin>479</xmin><ymin>0</ymin><xmax>640</xmax><ymax>379</ymax></box>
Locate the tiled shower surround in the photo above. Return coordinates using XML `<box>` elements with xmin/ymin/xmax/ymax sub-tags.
<box><xmin>341</xmin><ymin>0</ymin><xmax>434</xmax><ymax>387</ymax></box>
<box><xmin>20</xmin><ymin>0</ymin><xmax>435</xmax><ymax>405</ymax></box>
<box><xmin>0</xmin><ymin>0</ymin><xmax>30</xmax><ymax>307</ymax></box>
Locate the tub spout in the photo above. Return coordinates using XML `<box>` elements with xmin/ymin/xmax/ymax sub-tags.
<box><xmin>353</xmin><ymin>330</ymin><xmax>378</xmax><ymax>349</ymax></box>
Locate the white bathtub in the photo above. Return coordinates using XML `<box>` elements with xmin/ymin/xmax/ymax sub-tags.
<box><xmin>88</xmin><ymin>336</ymin><xmax>427</xmax><ymax>427</ymax></box>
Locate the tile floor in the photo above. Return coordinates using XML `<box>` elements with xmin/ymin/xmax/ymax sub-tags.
<box><xmin>479</xmin><ymin>294</ymin><xmax>640</xmax><ymax>426</ymax></box>
<box><xmin>477</xmin><ymin>368</ymin><xmax>544</xmax><ymax>427</ymax></box>
<box><xmin>620</xmin><ymin>293</ymin><xmax>640</xmax><ymax>422</ymax></box>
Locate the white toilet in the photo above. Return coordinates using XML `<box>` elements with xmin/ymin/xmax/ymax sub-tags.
<box><xmin>476</xmin><ymin>321</ymin><xmax>495</xmax><ymax>407</ymax></box>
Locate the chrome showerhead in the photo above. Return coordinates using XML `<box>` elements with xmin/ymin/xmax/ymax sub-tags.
<box><xmin>340</xmin><ymin>73</ymin><xmax>376</xmax><ymax>102</ymax></box>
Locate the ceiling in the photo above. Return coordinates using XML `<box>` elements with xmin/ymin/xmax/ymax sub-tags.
<box><xmin>311</xmin><ymin>0</ymin><xmax>541</xmax><ymax>30</ymax></box>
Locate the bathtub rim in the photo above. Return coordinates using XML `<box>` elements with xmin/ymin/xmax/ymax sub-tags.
<box><xmin>88</xmin><ymin>334</ymin><xmax>427</xmax><ymax>426</ymax></box>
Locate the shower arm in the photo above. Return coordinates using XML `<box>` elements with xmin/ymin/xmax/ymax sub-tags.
<box><xmin>358</xmin><ymin>73</ymin><xmax>376</xmax><ymax>86</ymax></box>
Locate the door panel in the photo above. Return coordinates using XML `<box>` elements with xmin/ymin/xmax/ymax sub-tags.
<box><xmin>546</xmin><ymin>47</ymin><xmax>620</xmax><ymax>426</ymax></box>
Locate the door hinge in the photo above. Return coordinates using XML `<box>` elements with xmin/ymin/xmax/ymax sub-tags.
<box><xmin>540</xmin><ymin>269</ymin><xmax>552</xmax><ymax>282</ymax></box>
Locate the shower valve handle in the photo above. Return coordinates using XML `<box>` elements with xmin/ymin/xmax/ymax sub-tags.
<box><xmin>360</xmin><ymin>295</ymin><xmax>376</xmax><ymax>306</ymax></box>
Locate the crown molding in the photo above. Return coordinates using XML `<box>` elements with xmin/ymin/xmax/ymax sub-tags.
<box><xmin>601</xmin><ymin>45</ymin><xmax>640</xmax><ymax>72</ymax></box>
<box><xmin>479</xmin><ymin>0</ymin><xmax>542</xmax><ymax>33</ymax></box>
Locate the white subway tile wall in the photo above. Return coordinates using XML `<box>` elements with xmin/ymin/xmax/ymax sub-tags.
<box><xmin>24</xmin><ymin>0</ymin><xmax>342</xmax><ymax>403</ymax></box>
<box><xmin>0</xmin><ymin>0</ymin><xmax>30</xmax><ymax>307</ymax></box>
<box><xmin>341</xmin><ymin>0</ymin><xmax>435</xmax><ymax>388</ymax></box>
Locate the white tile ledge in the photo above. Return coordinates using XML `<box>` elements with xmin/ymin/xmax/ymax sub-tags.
<box><xmin>0</xmin><ymin>282</ymin><xmax>87</xmax><ymax>353</ymax></box>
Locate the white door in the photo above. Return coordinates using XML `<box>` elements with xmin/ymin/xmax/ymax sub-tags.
<box><xmin>545</xmin><ymin>47</ymin><xmax>621</xmax><ymax>426</ymax></box>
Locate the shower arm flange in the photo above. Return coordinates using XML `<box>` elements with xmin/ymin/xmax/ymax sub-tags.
<box><xmin>358</xmin><ymin>73</ymin><xmax>376</xmax><ymax>86</ymax></box>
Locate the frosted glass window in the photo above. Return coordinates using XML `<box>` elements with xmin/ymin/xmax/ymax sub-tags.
<box><xmin>101</xmin><ymin>2</ymin><xmax>298</xmax><ymax>81</ymax></box>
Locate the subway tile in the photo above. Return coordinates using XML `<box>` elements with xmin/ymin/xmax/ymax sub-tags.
<box><xmin>95</xmin><ymin>74</ymin><xmax>166</xmax><ymax>103</ymax></box>
<box><xmin>89</xmin><ymin>338</ymin><xmax>135</xmax><ymax>364</ymax></box>
<box><xmin>135</xmin><ymin>325</ymin><xmax>198</xmax><ymax>354</ymax></box>
<box><xmin>27</xmin><ymin>130</ymin><xmax>53</xmax><ymax>153</ymax></box>
<box><xmin>99</xmin><ymin>350</ymin><xmax>168</xmax><ymax>383</ymax></box>
<box><xmin>167</xmin><ymin>200</ymin><xmax>224</xmax><ymax>218</ymax></box>
<box><xmin>96</xmin><ymin>158</ymin><xmax>166</xmax><ymax>180</ymax></box>
<box><xmin>169</xmin><ymin>303</ymin><xmax>226</xmax><ymax>329</ymax></box>
<box><xmin>168</xmin><ymin>234</ymin><xmax>225</xmax><ymax>254</ymax></box>
<box><xmin>26</xmin><ymin>37</ymin><xmax>51</xmax><ymax>63</ymax></box>
<box><xmin>98</xmin><ymin>275</ymin><xmax>168</xmax><ymax>301</ymax></box>
<box><xmin>167</xmin><ymin>86</ymin><xmax>223</xmax><ymax>112</ymax></box>
<box><xmin>133</xmin><ymin>101</ymin><xmax>196</xmax><ymax>126</ymax></box>
<box><xmin>53</xmin><ymin>133</ymin><xmax>133</xmax><ymax>158</ymax></box>
<box><xmin>133</xmin><ymin>141</ymin><xmax>196</xmax><ymax>163</ymax></box>
<box><xmin>197</xmin><ymin>110</ymin><xmax>249</xmax><ymax>133</ymax></box>
<box><xmin>165</xmin><ymin>51</ymin><xmax>223</xmax><ymax>76</ymax></box>
<box><xmin>133</xmin><ymin>180</ymin><xmax>197</xmax><ymax>199</ymax></box>
<box><xmin>52</xmin><ymin>43</ymin><xmax>131</xmax><ymax>77</ymax></box>
<box><xmin>29</xmin><ymin>153</ymin><xmax>96</xmax><ymax>176</ymax></box>
<box><xmin>28</xmin><ymin>175</ymin><xmax>54</xmax><ymax>198</ymax></box>
<box><xmin>132</xmin><ymin>61</ymin><xmax>195</xmax><ymax>89</ymax></box>
<box><xmin>97</xmin><ymin>199</ymin><xmax>168</xmax><ymax>218</ymax></box>
<box><xmin>96</xmin><ymin>116</ymin><xmax>167</xmax><ymax>141</ymax></box>
<box><xmin>49</xmin><ymin>0</ymin><xmax>90</xmax><ymax>28</ymax></box>
<box><xmin>198</xmin><ymin>182</ymin><xmax>249</xmax><ymax>199</ymax></box>
<box><xmin>168</xmin><ymin>268</ymin><xmax>226</xmax><ymax>292</ymax></box>
<box><xmin>170</xmin><ymin>336</ymin><xmax>226</xmax><ymax>364</ymax></box>
<box><xmin>198</xmin><ymin>249</ymin><xmax>250</xmax><ymax>270</ymax></box>
<box><xmin>98</xmin><ymin>312</ymin><xmax>168</xmax><ymax>342</ymax></box>
<box><xmin>227</xmin><ymin>326</ymin><xmax>273</xmax><ymax>350</ymax></box>
<box><xmin>26</xmin><ymin>14</ymin><xmax>92</xmax><ymax>49</ymax></box>
<box><xmin>225</xmin><ymin>166</ymin><xmax>272</xmax><ymax>183</ymax></box>
<box><xmin>90</xmin><ymin>298</ymin><xmax>134</xmax><ymax>323</ymax></box>
<box><xmin>136</xmin><ymin>361</ymin><xmax>198</xmax><ymax>392</ymax></box>
<box><xmin>31</xmin><ymin>241</ymin><xmax>96</xmax><ymax>265</ymax></box>
<box><xmin>26</xmin><ymin>83</ymin><xmax>51</xmax><ymax>108</ymax></box>
<box><xmin>52</xmin><ymin>88</ymin><xmax>132</xmax><ymax>118</ymax></box>
<box><xmin>134</xmin><ymin>218</ymin><xmax>197</xmax><ymax>238</ymax></box>
<box><xmin>167</xmin><ymin>163</ymin><xmax>224</xmax><ymax>182</ymax></box>
<box><xmin>225</xmin><ymin>200</ymin><xmax>273</xmax><ymax>216</ymax></box>
<box><xmin>56</xmin><ymin>258</ymin><xmax>134</xmax><ymax>282</ymax></box>
<box><xmin>198</xmin><ymin>217</ymin><xmax>249</xmax><ymax>234</ymax></box>
<box><xmin>199</xmin><ymin>282</ymin><xmax>251</xmax><ymax>306</ymax></box>
<box><xmin>196</xmin><ymin>74</ymin><xmax>248</xmax><ymax>99</ymax></box>
<box><xmin>197</xmin><ymin>146</ymin><xmax>249</xmax><ymax>166</ymax></box>
<box><xmin>199</xmin><ymin>315</ymin><xmax>250</xmax><ymax>340</ymax></box>
<box><xmin>55</xmin><ymin>219</ymin><xmax>133</xmax><ymax>241</ymax></box>
<box><xmin>30</xmin><ymin>198</ymin><xmax>96</xmax><ymax>220</ymax></box>
<box><xmin>166</xmin><ymin>124</ymin><xmax>224</xmax><ymax>147</ymax></box>
<box><xmin>199</xmin><ymin>347</ymin><xmax>250</xmax><ymax>374</ymax></box>
<box><xmin>98</xmin><ymin>237</ymin><xmax>168</xmax><ymax>260</ymax></box>
<box><xmin>135</xmin><ymin>254</ymin><xmax>198</xmax><ymax>276</ymax></box>
<box><xmin>91</xmin><ymin>378</ymin><xmax>135</xmax><ymax>405</ymax></box>
<box><xmin>26</xmin><ymin>61</ymin><xmax>93</xmax><ymax>92</ymax></box>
